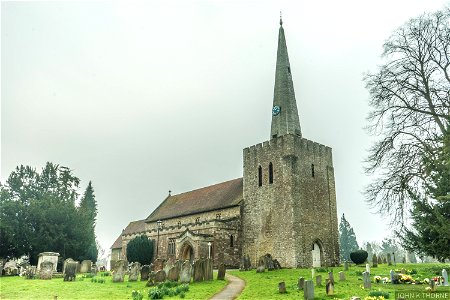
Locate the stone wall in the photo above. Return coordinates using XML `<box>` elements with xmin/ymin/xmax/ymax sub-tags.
<box><xmin>242</xmin><ymin>134</ymin><xmax>339</xmax><ymax>268</ymax></box>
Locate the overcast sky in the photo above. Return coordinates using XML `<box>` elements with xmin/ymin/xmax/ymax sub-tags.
<box><xmin>2</xmin><ymin>0</ymin><xmax>448</xmax><ymax>257</ymax></box>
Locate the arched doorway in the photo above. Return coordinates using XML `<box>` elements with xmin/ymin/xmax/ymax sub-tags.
<box><xmin>312</xmin><ymin>242</ymin><xmax>321</xmax><ymax>267</ymax></box>
<box><xmin>180</xmin><ymin>243</ymin><xmax>194</xmax><ymax>262</ymax></box>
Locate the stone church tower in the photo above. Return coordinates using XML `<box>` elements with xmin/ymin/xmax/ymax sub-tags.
<box><xmin>241</xmin><ymin>18</ymin><xmax>340</xmax><ymax>268</ymax></box>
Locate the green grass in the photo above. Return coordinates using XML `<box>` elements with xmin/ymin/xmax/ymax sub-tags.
<box><xmin>230</xmin><ymin>263</ymin><xmax>450</xmax><ymax>299</ymax></box>
<box><xmin>0</xmin><ymin>272</ymin><xmax>228</xmax><ymax>299</ymax></box>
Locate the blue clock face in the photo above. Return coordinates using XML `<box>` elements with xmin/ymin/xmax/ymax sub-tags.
<box><xmin>272</xmin><ymin>105</ymin><xmax>281</xmax><ymax>116</ymax></box>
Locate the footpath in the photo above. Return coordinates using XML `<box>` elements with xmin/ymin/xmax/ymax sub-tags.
<box><xmin>209</xmin><ymin>273</ymin><xmax>245</xmax><ymax>300</ymax></box>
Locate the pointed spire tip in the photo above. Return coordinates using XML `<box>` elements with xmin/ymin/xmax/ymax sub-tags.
<box><xmin>279</xmin><ymin>11</ymin><xmax>283</xmax><ymax>26</ymax></box>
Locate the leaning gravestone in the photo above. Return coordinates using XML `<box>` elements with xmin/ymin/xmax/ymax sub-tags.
<box><xmin>193</xmin><ymin>259</ymin><xmax>204</xmax><ymax>282</ymax></box>
<box><xmin>217</xmin><ymin>263</ymin><xmax>226</xmax><ymax>280</ymax></box>
<box><xmin>64</xmin><ymin>262</ymin><xmax>77</xmax><ymax>281</ymax></box>
<box><xmin>315</xmin><ymin>275</ymin><xmax>322</xmax><ymax>286</ymax></box>
<box><xmin>39</xmin><ymin>261</ymin><xmax>54</xmax><ymax>280</ymax></box>
<box><xmin>204</xmin><ymin>258</ymin><xmax>213</xmax><ymax>281</ymax></box>
<box><xmin>297</xmin><ymin>277</ymin><xmax>305</xmax><ymax>290</ymax></box>
<box><xmin>326</xmin><ymin>279</ymin><xmax>334</xmax><ymax>295</ymax></box>
<box><xmin>168</xmin><ymin>266</ymin><xmax>179</xmax><ymax>281</ymax></box>
<box><xmin>140</xmin><ymin>265</ymin><xmax>151</xmax><ymax>281</ymax></box>
<box><xmin>304</xmin><ymin>280</ymin><xmax>314</xmax><ymax>300</ymax></box>
<box><xmin>128</xmin><ymin>262</ymin><xmax>141</xmax><ymax>282</ymax></box>
<box><xmin>80</xmin><ymin>260</ymin><xmax>92</xmax><ymax>273</ymax></box>
<box><xmin>278</xmin><ymin>282</ymin><xmax>286</xmax><ymax>293</ymax></box>
<box><xmin>362</xmin><ymin>271</ymin><xmax>371</xmax><ymax>289</ymax></box>
<box><xmin>112</xmin><ymin>260</ymin><xmax>126</xmax><ymax>282</ymax></box>
<box><xmin>338</xmin><ymin>271</ymin><xmax>346</xmax><ymax>281</ymax></box>
<box><xmin>179</xmin><ymin>261</ymin><xmax>192</xmax><ymax>283</ymax></box>
<box><xmin>163</xmin><ymin>260</ymin><xmax>174</xmax><ymax>276</ymax></box>
<box><xmin>443</xmin><ymin>269</ymin><xmax>449</xmax><ymax>286</ymax></box>
<box><xmin>152</xmin><ymin>258</ymin><xmax>165</xmax><ymax>272</ymax></box>
<box><xmin>155</xmin><ymin>270</ymin><xmax>166</xmax><ymax>283</ymax></box>
<box><xmin>146</xmin><ymin>272</ymin><xmax>156</xmax><ymax>287</ymax></box>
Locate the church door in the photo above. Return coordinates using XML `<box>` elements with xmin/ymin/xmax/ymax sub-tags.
<box><xmin>312</xmin><ymin>243</ymin><xmax>321</xmax><ymax>267</ymax></box>
<box><xmin>181</xmin><ymin>244</ymin><xmax>194</xmax><ymax>262</ymax></box>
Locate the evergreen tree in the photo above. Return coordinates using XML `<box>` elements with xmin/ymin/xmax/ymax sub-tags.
<box><xmin>339</xmin><ymin>214</ymin><xmax>359</xmax><ymax>262</ymax></box>
<box><xmin>126</xmin><ymin>235</ymin><xmax>154</xmax><ymax>265</ymax></box>
<box><xmin>78</xmin><ymin>181</ymin><xmax>98</xmax><ymax>262</ymax></box>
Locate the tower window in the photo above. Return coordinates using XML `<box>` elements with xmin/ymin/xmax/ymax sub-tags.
<box><xmin>216</xmin><ymin>213</ymin><xmax>221</xmax><ymax>220</ymax></box>
<box><xmin>168</xmin><ymin>238</ymin><xmax>176</xmax><ymax>255</ymax></box>
<box><xmin>230</xmin><ymin>235</ymin><xmax>234</xmax><ymax>248</ymax></box>
<box><xmin>311</xmin><ymin>164</ymin><xmax>315</xmax><ymax>177</ymax></box>
<box><xmin>269</xmin><ymin>162</ymin><xmax>274</xmax><ymax>184</ymax></box>
<box><xmin>177</xmin><ymin>221</ymin><xmax>181</xmax><ymax>228</ymax></box>
<box><xmin>287</xmin><ymin>67</ymin><xmax>291</xmax><ymax>74</ymax></box>
<box><xmin>195</xmin><ymin>217</ymin><xmax>200</xmax><ymax>223</ymax></box>
<box><xmin>258</xmin><ymin>166</ymin><xmax>263</xmax><ymax>187</ymax></box>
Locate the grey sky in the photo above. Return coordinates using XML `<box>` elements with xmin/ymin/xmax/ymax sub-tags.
<box><xmin>2</xmin><ymin>0</ymin><xmax>448</xmax><ymax>256</ymax></box>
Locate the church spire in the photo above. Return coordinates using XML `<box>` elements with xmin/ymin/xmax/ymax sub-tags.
<box><xmin>270</xmin><ymin>17</ymin><xmax>302</xmax><ymax>138</ymax></box>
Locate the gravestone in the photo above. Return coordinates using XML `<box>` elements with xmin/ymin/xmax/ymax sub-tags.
<box><xmin>278</xmin><ymin>282</ymin><xmax>286</xmax><ymax>293</ymax></box>
<box><xmin>273</xmin><ymin>259</ymin><xmax>281</xmax><ymax>269</ymax></box>
<box><xmin>128</xmin><ymin>262</ymin><xmax>141</xmax><ymax>281</ymax></box>
<box><xmin>155</xmin><ymin>270</ymin><xmax>166</xmax><ymax>283</ymax></box>
<box><xmin>112</xmin><ymin>260</ymin><xmax>126</xmax><ymax>282</ymax></box>
<box><xmin>315</xmin><ymin>275</ymin><xmax>322</xmax><ymax>286</ymax></box>
<box><xmin>39</xmin><ymin>261</ymin><xmax>54</xmax><ymax>280</ymax></box>
<box><xmin>179</xmin><ymin>261</ymin><xmax>192</xmax><ymax>283</ymax></box>
<box><xmin>239</xmin><ymin>255</ymin><xmax>251</xmax><ymax>271</ymax></box>
<box><xmin>362</xmin><ymin>271</ymin><xmax>371</xmax><ymax>289</ymax></box>
<box><xmin>80</xmin><ymin>260</ymin><xmax>92</xmax><ymax>273</ymax></box>
<box><xmin>326</xmin><ymin>279</ymin><xmax>334</xmax><ymax>295</ymax></box>
<box><xmin>163</xmin><ymin>260</ymin><xmax>174</xmax><ymax>276</ymax></box>
<box><xmin>167</xmin><ymin>266</ymin><xmax>179</xmax><ymax>281</ymax></box>
<box><xmin>256</xmin><ymin>265</ymin><xmax>265</xmax><ymax>273</ymax></box>
<box><xmin>339</xmin><ymin>271</ymin><xmax>345</xmax><ymax>281</ymax></box>
<box><xmin>258</xmin><ymin>254</ymin><xmax>275</xmax><ymax>271</ymax></box>
<box><xmin>387</xmin><ymin>253</ymin><xmax>392</xmax><ymax>266</ymax></box>
<box><xmin>25</xmin><ymin>266</ymin><xmax>37</xmax><ymax>279</ymax></box>
<box><xmin>0</xmin><ymin>258</ymin><xmax>3</xmax><ymax>277</ymax></box>
<box><xmin>365</xmin><ymin>264</ymin><xmax>370</xmax><ymax>274</ymax></box>
<box><xmin>91</xmin><ymin>264</ymin><xmax>97</xmax><ymax>276</ymax></box>
<box><xmin>430</xmin><ymin>279</ymin><xmax>436</xmax><ymax>292</ymax></box>
<box><xmin>146</xmin><ymin>272</ymin><xmax>156</xmax><ymax>287</ymax></box>
<box><xmin>344</xmin><ymin>261</ymin><xmax>349</xmax><ymax>271</ymax></box>
<box><xmin>217</xmin><ymin>263</ymin><xmax>226</xmax><ymax>280</ymax></box>
<box><xmin>193</xmin><ymin>259</ymin><xmax>204</xmax><ymax>282</ymax></box>
<box><xmin>297</xmin><ymin>277</ymin><xmax>305</xmax><ymax>290</ymax></box>
<box><xmin>63</xmin><ymin>262</ymin><xmax>77</xmax><ymax>281</ymax></box>
<box><xmin>389</xmin><ymin>270</ymin><xmax>395</xmax><ymax>283</ymax></box>
<box><xmin>63</xmin><ymin>258</ymin><xmax>76</xmax><ymax>275</ymax></box>
<box><xmin>204</xmin><ymin>258</ymin><xmax>213</xmax><ymax>281</ymax></box>
<box><xmin>377</xmin><ymin>256</ymin><xmax>382</xmax><ymax>265</ymax></box>
<box><xmin>140</xmin><ymin>265</ymin><xmax>151</xmax><ymax>281</ymax></box>
<box><xmin>303</xmin><ymin>280</ymin><xmax>314</xmax><ymax>300</ymax></box>
<box><xmin>443</xmin><ymin>269</ymin><xmax>449</xmax><ymax>286</ymax></box>
<box><xmin>152</xmin><ymin>258</ymin><xmax>165</xmax><ymax>272</ymax></box>
<box><xmin>37</xmin><ymin>252</ymin><xmax>59</xmax><ymax>272</ymax></box>
<box><xmin>372</xmin><ymin>254</ymin><xmax>378</xmax><ymax>267</ymax></box>
<box><xmin>328</xmin><ymin>271</ymin><xmax>334</xmax><ymax>285</ymax></box>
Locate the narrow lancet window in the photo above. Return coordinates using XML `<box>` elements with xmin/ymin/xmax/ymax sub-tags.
<box><xmin>230</xmin><ymin>235</ymin><xmax>234</xmax><ymax>247</ymax></box>
<box><xmin>311</xmin><ymin>164</ymin><xmax>315</xmax><ymax>177</ymax></box>
<box><xmin>269</xmin><ymin>162</ymin><xmax>274</xmax><ymax>184</ymax></box>
<box><xmin>258</xmin><ymin>166</ymin><xmax>263</xmax><ymax>187</ymax></box>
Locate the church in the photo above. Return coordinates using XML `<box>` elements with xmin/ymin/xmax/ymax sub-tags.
<box><xmin>111</xmin><ymin>18</ymin><xmax>340</xmax><ymax>269</ymax></box>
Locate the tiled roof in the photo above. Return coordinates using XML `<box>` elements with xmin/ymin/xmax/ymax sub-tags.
<box><xmin>110</xmin><ymin>219</ymin><xmax>146</xmax><ymax>249</ymax></box>
<box><xmin>146</xmin><ymin>178</ymin><xmax>243</xmax><ymax>222</ymax></box>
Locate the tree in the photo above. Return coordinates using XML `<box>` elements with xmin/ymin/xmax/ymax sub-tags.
<box><xmin>126</xmin><ymin>235</ymin><xmax>154</xmax><ymax>265</ymax></box>
<box><xmin>0</xmin><ymin>163</ymin><xmax>98</xmax><ymax>264</ymax></box>
<box><xmin>339</xmin><ymin>214</ymin><xmax>359</xmax><ymax>262</ymax></box>
<box><xmin>78</xmin><ymin>182</ymin><xmax>98</xmax><ymax>262</ymax></box>
<box><xmin>364</xmin><ymin>8</ymin><xmax>450</xmax><ymax>222</ymax></box>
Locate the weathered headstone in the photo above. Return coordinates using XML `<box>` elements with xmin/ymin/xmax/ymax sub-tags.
<box><xmin>167</xmin><ymin>266</ymin><xmax>180</xmax><ymax>281</ymax></box>
<box><xmin>442</xmin><ymin>269</ymin><xmax>449</xmax><ymax>286</ymax></box>
<box><xmin>91</xmin><ymin>264</ymin><xmax>97</xmax><ymax>276</ymax></box>
<box><xmin>326</xmin><ymin>279</ymin><xmax>334</xmax><ymax>295</ymax></box>
<box><xmin>328</xmin><ymin>271</ymin><xmax>334</xmax><ymax>285</ymax></box>
<box><xmin>63</xmin><ymin>262</ymin><xmax>77</xmax><ymax>281</ymax></box>
<box><xmin>362</xmin><ymin>271</ymin><xmax>371</xmax><ymax>289</ymax></box>
<box><xmin>365</xmin><ymin>264</ymin><xmax>370</xmax><ymax>274</ymax></box>
<box><xmin>372</xmin><ymin>254</ymin><xmax>378</xmax><ymax>267</ymax></box>
<box><xmin>256</xmin><ymin>265</ymin><xmax>265</xmax><ymax>273</ymax></box>
<box><xmin>179</xmin><ymin>261</ymin><xmax>192</xmax><ymax>283</ymax></box>
<box><xmin>278</xmin><ymin>282</ymin><xmax>286</xmax><ymax>293</ymax></box>
<box><xmin>217</xmin><ymin>263</ymin><xmax>226</xmax><ymax>280</ymax></box>
<box><xmin>112</xmin><ymin>260</ymin><xmax>126</xmax><ymax>282</ymax></box>
<box><xmin>303</xmin><ymin>280</ymin><xmax>314</xmax><ymax>300</ymax></box>
<box><xmin>344</xmin><ymin>261</ymin><xmax>349</xmax><ymax>271</ymax></box>
<box><xmin>193</xmin><ymin>259</ymin><xmax>204</xmax><ymax>282</ymax></box>
<box><xmin>389</xmin><ymin>270</ymin><xmax>395</xmax><ymax>283</ymax></box>
<box><xmin>239</xmin><ymin>254</ymin><xmax>251</xmax><ymax>271</ymax></box>
<box><xmin>140</xmin><ymin>265</ymin><xmax>151</xmax><ymax>281</ymax></box>
<box><xmin>387</xmin><ymin>253</ymin><xmax>392</xmax><ymax>266</ymax></box>
<box><xmin>204</xmin><ymin>258</ymin><xmax>213</xmax><ymax>281</ymax></box>
<box><xmin>25</xmin><ymin>266</ymin><xmax>37</xmax><ymax>279</ymax></box>
<box><xmin>297</xmin><ymin>277</ymin><xmax>305</xmax><ymax>290</ymax></box>
<box><xmin>0</xmin><ymin>258</ymin><xmax>3</xmax><ymax>277</ymax></box>
<box><xmin>146</xmin><ymin>272</ymin><xmax>156</xmax><ymax>287</ymax></box>
<box><xmin>339</xmin><ymin>271</ymin><xmax>345</xmax><ymax>281</ymax></box>
<box><xmin>315</xmin><ymin>275</ymin><xmax>322</xmax><ymax>286</ymax></box>
<box><xmin>430</xmin><ymin>278</ymin><xmax>436</xmax><ymax>292</ymax></box>
<box><xmin>37</xmin><ymin>252</ymin><xmax>59</xmax><ymax>272</ymax></box>
<box><xmin>163</xmin><ymin>260</ymin><xmax>174</xmax><ymax>276</ymax></box>
<box><xmin>273</xmin><ymin>259</ymin><xmax>281</xmax><ymax>269</ymax></box>
<box><xmin>80</xmin><ymin>260</ymin><xmax>92</xmax><ymax>273</ymax></box>
<box><xmin>155</xmin><ymin>270</ymin><xmax>166</xmax><ymax>283</ymax></box>
<box><xmin>128</xmin><ymin>262</ymin><xmax>141</xmax><ymax>281</ymax></box>
<box><xmin>39</xmin><ymin>261</ymin><xmax>54</xmax><ymax>280</ymax></box>
<box><xmin>152</xmin><ymin>258</ymin><xmax>165</xmax><ymax>272</ymax></box>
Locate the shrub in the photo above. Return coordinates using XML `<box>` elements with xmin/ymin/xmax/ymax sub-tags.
<box><xmin>126</xmin><ymin>235</ymin><xmax>154</xmax><ymax>265</ymax></box>
<box><xmin>350</xmin><ymin>250</ymin><xmax>368</xmax><ymax>264</ymax></box>
<box><xmin>148</xmin><ymin>288</ymin><xmax>164</xmax><ymax>299</ymax></box>
<box><xmin>179</xmin><ymin>292</ymin><xmax>185</xmax><ymax>299</ymax></box>
<box><xmin>368</xmin><ymin>290</ymin><xmax>390</xmax><ymax>298</ymax></box>
<box><xmin>131</xmin><ymin>290</ymin><xmax>143</xmax><ymax>300</ymax></box>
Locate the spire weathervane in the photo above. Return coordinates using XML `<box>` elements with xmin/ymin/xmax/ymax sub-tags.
<box><xmin>280</xmin><ymin>11</ymin><xmax>283</xmax><ymax>26</ymax></box>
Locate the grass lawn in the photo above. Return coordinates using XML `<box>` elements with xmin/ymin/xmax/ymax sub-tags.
<box><xmin>230</xmin><ymin>263</ymin><xmax>450</xmax><ymax>299</ymax></box>
<box><xmin>0</xmin><ymin>272</ymin><xmax>228</xmax><ymax>299</ymax></box>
